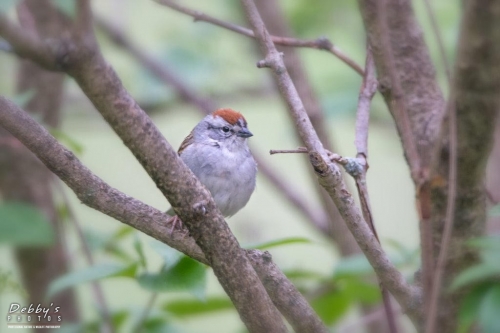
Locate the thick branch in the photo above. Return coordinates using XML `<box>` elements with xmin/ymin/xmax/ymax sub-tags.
<box><xmin>95</xmin><ymin>17</ymin><xmax>328</xmax><ymax>231</ymax></box>
<box><xmin>428</xmin><ymin>0</ymin><xmax>500</xmax><ymax>332</ymax></box>
<box><xmin>0</xmin><ymin>15</ymin><xmax>288</xmax><ymax>333</ymax></box>
<box><xmin>240</xmin><ymin>0</ymin><xmax>421</xmax><ymax>325</ymax></box>
<box><xmin>358</xmin><ymin>0</ymin><xmax>445</xmax><ymax>179</ymax></box>
<box><xmin>155</xmin><ymin>0</ymin><xmax>364</xmax><ymax>76</ymax></box>
<box><xmin>0</xmin><ymin>96</ymin><xmax>327</xmax><ymax>333</ymax></box>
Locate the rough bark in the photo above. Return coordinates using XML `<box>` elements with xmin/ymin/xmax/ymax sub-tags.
<box><xmin>358</xmin><ymin>0</ymin><xmax>445</xmax><ymax>177</ymax></box>
<box><xmin>428</xmin><ymin>0</ymin><xmax>500</xmax><ymax>331</ymax></box>
<box><xmin>486</xmin><ymin>116</ymin><xmax>500</xmax><ymax>233</ymax></box>
<box><xmin>240</xmin><ymin>0</ymin><xmax>422</xmax><ymax>326</ymax></box>
<box><xmin>1</xmin><ymin>2</ymin><xmax>291</xmax><ymax>330</ymax></box>
<box><xmin>0</xmin><ymin>96</ymin><xmax>328</xmax><ymax>333</ymax></box>
<box><xmin>252</xmin><ymin>0</ymin><xmax>360</xmax><ymax>256</ymax></box>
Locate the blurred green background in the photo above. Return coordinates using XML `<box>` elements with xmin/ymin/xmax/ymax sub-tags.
<box><xmin>0</xmin><ymin>0</ymin><xmax>461</xmax><ymax>332</ymax></box>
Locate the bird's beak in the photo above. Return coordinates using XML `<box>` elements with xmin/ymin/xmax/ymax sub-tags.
<box><xmin>236</xmin><ymin>128</ymin><xmax>253</xmax><ymax>138</ymax></box>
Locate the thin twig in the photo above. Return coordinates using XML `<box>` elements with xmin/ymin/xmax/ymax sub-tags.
<box><xmin>338</xmin><ymin>305</ymin><xmax>402</xmax><ymax>333</ymax></box>
<box><xmin>94</xmin><ymin>17</ymin><xmax>215</xmax><ymax>114</ymax></box>
<box><xmin>54</xmin><ymin>180</ymin><xmax>115</xmax><ymax>333</ymax></box>
<box><xmin>155</xmin><ymin>0</ymin><xmax>364</xmax><ymax>76</ymax></box>
<box><xmin>0</xmin><ymin>96</ymin><xmax>327</xmax><ymax>333</ymax></box>
<box><xmin>241</xmin><ymin>0</ymin><xmax>421</xmax><ymax>325</ymax></box>
<box><xmin>355</xmin><ymin>47</ymin><xmax>377</xmax><ymax>159</ymax></box>
<box><xmin>421</xmin><ymin>0</ymin><xmax>451</xmax><ymax>81</ymax></box>
<box><xmin>75</xmin><ymin>0</ymin><xmax>93</xmax><ymax>38</ymax></box>
<box><xmin>354</xmin><ymin>47</ymin><xmax>398</xmax><ymax>333</ymax></box>
<box><xmin>269</xmin><ymin>147</ymin><xmax>308</xmax><ymax>155</ymax></box>
<box><xmin>95</xmin><ymin>16</ymin><xmax>329</xmax><ymax>233</ymax></box>
<box><xmin>425</xmin><ymin>100</ymin><xmax>457</xmax><ymax>333</ymax></box>
<box><xmin>132</xmin><ymin>292</ymin><xmax>159</xmax><ymax>333</ymax></box>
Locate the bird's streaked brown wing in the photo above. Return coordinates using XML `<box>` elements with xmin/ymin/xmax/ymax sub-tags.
<box><xmin>177</xmin><ymin>130</ymin><xmax>195</xmax><ymax>155</ymax></box>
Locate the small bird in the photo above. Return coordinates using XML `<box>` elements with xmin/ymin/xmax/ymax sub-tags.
<box><xmin>167</xmin><ymin>108</ymin><xmax>257</xmax><ymax>231</ymax></box>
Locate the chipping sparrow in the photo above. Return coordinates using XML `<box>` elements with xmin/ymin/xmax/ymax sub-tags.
<box><xmin>167</xmin><ymin>108</ymin><xmax>257</xmax><ymax>230</ymax></box>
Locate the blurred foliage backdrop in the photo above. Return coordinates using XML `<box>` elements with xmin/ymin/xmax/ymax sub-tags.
<box><xmin>0</xmin><ymin>0</ymin><xmax>462</xmax><ymax>332</ymax></box>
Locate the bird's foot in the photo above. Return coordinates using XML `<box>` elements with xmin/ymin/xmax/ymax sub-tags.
<box><xmin>166</xmin><ymin>215</ymin><xmax>189</xmax><ymax>236</ymax></box>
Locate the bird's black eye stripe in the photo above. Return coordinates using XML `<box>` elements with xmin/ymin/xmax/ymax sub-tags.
<box><xmin>222</xmin><ymin>126</ymin><xmax>230</xmax><ymax>133</ymax></box>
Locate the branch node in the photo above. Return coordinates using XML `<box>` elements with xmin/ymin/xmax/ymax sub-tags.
<box><xmin>343</xmin><ymin>158</ymin><xmax>365</xmax><ymax>177</ymax></box>
<box><xmin>262</xmin><ymin>251</ymin><xmax>272</xmax><ymax>263</ymax></box>
<box><xmin>256</xmin><ymin>58</ymin><xmax>270</xmax><ymax>68</ymax></box>
<box><xmin>316</xmin><ymin>36</ymin><xmax>333</xmax><ymax>51</ymax></box>
<box><xmin>309</xmin><ymin>151</ymin><xmax>328</xmax><ymax>176</ymax></box>
<box><xmin>192</xmin><ymin>200</ymin><xmax>208</xmax><ymax>215</ymax></box>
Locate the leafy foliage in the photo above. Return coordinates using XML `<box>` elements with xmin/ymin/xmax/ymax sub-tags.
<box><xmin>454</xmin><ymin>236</ymin><xmax>500</xmax><ymax>333</ymax></box>
<box><xmin>46</xmin><ymin>262</ymin><xmax>138</xmax><ymax>300</ymax></box>
<box><xmin>0</xmin><ymin>202</ymin><xmax>55</xmax><ymax>246</ymax></box>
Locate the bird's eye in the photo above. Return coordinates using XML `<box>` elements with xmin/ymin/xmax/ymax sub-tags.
<box><xmin>222</xmin><ymin>126</ymin><xmax>230</xmax><ymax>133</ymax></box>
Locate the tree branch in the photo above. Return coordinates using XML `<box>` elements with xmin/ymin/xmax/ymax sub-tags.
<box><xmin>427</xmin><ymin>0</ymin><xmax>500</xmax><ymax>331</ymax></box>
<box><xmin>0</xmin><ymin>14</ymin><xmax>289</xmax><ymax>333</ymax></box>
<box><xmin>252</xmin><ymin>0</ymin><xmax>359</xmax><ymax>257</ymax></box>
<box><xmin>0</xmin><ymin>14</ymin><xmax>57</xmax><ymax>69</ymax></box>
<box><xmin>358</xmin><ymin>0</ymin><xmax>445</xmax><ymax>179</ymax></box>
<box><xmin>240</xmin><ymin>0</ymin><xmax>422</xmax><ymax>326</ymax></box>
<box><xmin>0</xmin><ymin>96</ymin><xmax>327</xmax><ymax>333</ymax></box>
<box><xmin>155</xmin><ymin>0</ymin><xmax>364</xmax><ymax>76</ymax></box>
<box><xmin>95</xmin><ymin>16</ymin><xmax>329</xmax><ymax>233</ymax></box>
<box><xmin>352</xmin><ymin>47</ymin><xmax>398</xmax><ymax>333</ymax></box>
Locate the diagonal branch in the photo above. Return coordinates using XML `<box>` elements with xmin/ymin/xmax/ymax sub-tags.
<box><xmin>95</xmin><ymin>16</ymin><xmax>330</xmax><ymax>233</ymax></box>
<box><xmin>240</xmin><ymin>0</ymin><xmax>422</xmax><ymax>326</ymax></box>
<box><xmin>0</xmin><ymin>13</ymin><xmax>288</xmax><ymax>333</ymax></box>
<box><xmin>155</xmin><ymin>0</ymin><xmax>364</xmax><ymax>76</ymax></box>
<box><xmin>0</xmin><ymin>96</ymin><xmax>327</xmax><ymax>333</ymax></box>
<box><xmin>352</xmin><ymin>47</ymin><xmax>398</xmax><ymax>333</ymax></box>
<box><xmin>0</xmin><ymin>14</ymin><xmax>56</xmax><ymax>69</ymax></box>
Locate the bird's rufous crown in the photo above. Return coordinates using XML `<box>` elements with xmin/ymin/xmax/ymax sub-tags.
<box><xmin>212</xmin><ymin>108</ymin><xmax>246</xmax><ymax>125</ymax></box>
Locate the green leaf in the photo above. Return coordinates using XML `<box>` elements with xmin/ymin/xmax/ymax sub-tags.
<box><xmin>84</xmin><ymin>228</ymin><xmax>134</xmax><ymax>263</ymax></box>
<box><xmin>245</xmin><ymin>237</ymin><xmax>312</xmax><ymax>250</ymax></box>
<box><xmin>149</xmin><ymin>240</ymin><xmax>182</xmax><ymax>269</ymax></box>
<box><xmin>113</xmin><ymin>225</ymin><xmax>135</xmax><ymax>240</ymax></box>
<box><xmin>134</xmin><ymin>234</ymin><xmax>147</xmax><ymax>269</ymax></box>
<box><xmin>50</xmin><ymin>0</ymin><xmax>76</xmax><ymax>18</ymax></box>
<box><xmin>384</xmin><ymin>238</ymin><xmax>420</xmax><ymax>264</ymax></box>
<box><xmin>138</xmin><ymin>256</ymin><xmax>206</xmax><ymax>298</ymax></box>
<box><xmin>0</xmin><ymin>0</ymin><xmax>20</xmax><ymax>14</ymax></box>
<box><xmin>0</xmin><ymin>202</ymin><xmax>54</xmax><ymax>246</ymax></box>
<box><xmin>458</xmin><ymin>284</ymin><xmax>490</xmax><ymax>333</ymax></box>
<box><xmin>46</xmin><ymin>263</ymin><xmax>138</xmax><ymax>299</ymax></box>
<box><xmin>163</xmin><ymin>297</ymin><xmax>233</xmax><ymax>317</ymax></box>
<box><xmin>450</xmin><ymin>263</ymin><xmax>500</xmax><ymax>291</ymax></box>
<box><xmin>141</xmin><ymin>317</ymin><xmax>177</xmax><ymax>333</ymax></box>
<box><xmin>479</xmin><ymin>284</ymin><xmax>500</xmax><ymax>333</ymax></box>
<box><xmin>111</xmin><ymin>310</ymin><xmax>129</xmax><ymax>331</ymax></box>
<box><xmin>0</xmin><ymin>269</ymin><xmax>27</xmax><ymax>297</ymax></box>
<box><xmin>50</xmin><ymin>128</ymin><xmax>84</xmax><ymax>155</ymax></box>
<box><xmin>342</xmin><ymin>278</ymin><xmax>381</xmax><ymax>304</ymax></box>
<box><xmin>334</xmin><ymin>254</ymin><xmax>375</xmax><ymax>278</ymax></box>
<box><xmin>311</xmin><ymin>287</ymin><xmax>351</xmax><ymax>325</ymax></box>
<box><xmin>488</xmin><ymin>205</ymin><xmax>500</xmax><ymax>217</ymax></box>
<box><xmin>283</xmin><ymin>269</ymin><xmax>325</xmax><ymax>281</ymax></box>
<box><xmin>467</xmin><ymin>236</ymin><xmax>500</xmax><ymax>252</ymax></box>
